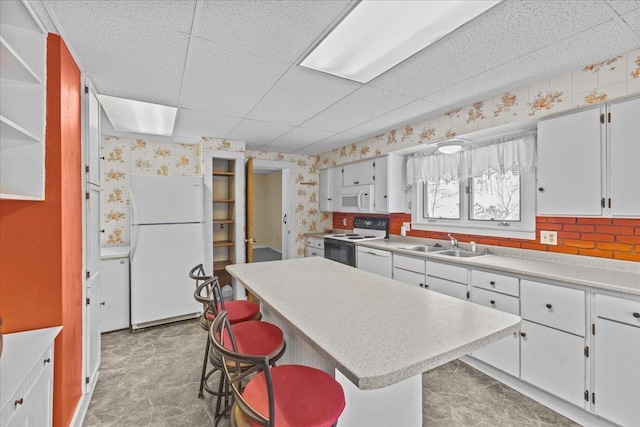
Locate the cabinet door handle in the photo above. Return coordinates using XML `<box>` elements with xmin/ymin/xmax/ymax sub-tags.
<box><xmin>538</xmin><ymin>187</ymin><xmax>544</xmax><ymax>192</ymax></box>
<box><xmin>633</xmin><ymin>312</ymin><xmax>640</xmax><ymax>318</ymax></box>
<box><xmin>490</xmin><ymin>281</ymin><xmax>495</xmax><ymax>286</ymax></box>
<box><xmin>520</xmin><ymin>332</ymin><xmax>526</xmax><ymax>337</ymax></box>
<box><xmin>490</xmin><ymin>300</ymin><xmax>496</xmax><ymax>305</ymax></box>
<box><xmin>14</xmin><ymin>398</ymin><xmax>23</xmax><ymax>407</ymax></box>
<box><xmin>546</xmin><ymin>303</ymin><xmax>552</xmax><ymax>309</ymax></box>
<box><xmin>419</xmin><ymin>283</ymin><xmax>424</xmax><ymax>288</ymax></box>
<box><xmin>100</xmin><ymin>301</ymin><xmax>106</xmax><ymax>306</ymax></box>
<box><xmin>43</xmin><ymin>357</ymin><xmax>51</xmax><ymax>365</ymax></box>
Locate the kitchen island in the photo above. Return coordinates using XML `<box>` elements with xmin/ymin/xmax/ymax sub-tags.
<box><xmin>227</xmin><ymin>257</ymin><xmax>520</xmax><ymax>426</ymax></box>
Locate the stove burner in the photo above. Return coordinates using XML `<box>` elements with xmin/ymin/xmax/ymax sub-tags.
<box><xmin>330</xmin><ymin>234</ymin><xmax>346</xmax><ymax>237</ymax></box>
<box><xmin>348</xmin><ymin>236</ymin><xmax>364</xmax><ymax>240</ymax></box>
<box><xmin>363</xmin><ymin>235</ymin><xmax>376</xmax><ymax>238</ymax></box>
<box><xmin>345</xmin><ymin>233</ymin><xmax>359</xmax><ymax>236</ymax></box>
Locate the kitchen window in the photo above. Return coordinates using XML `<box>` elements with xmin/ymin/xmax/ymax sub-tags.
<box><xmin>410</xmin><ymin>132</ymin><xmax>536</xmax><ymax>239</ymax></box>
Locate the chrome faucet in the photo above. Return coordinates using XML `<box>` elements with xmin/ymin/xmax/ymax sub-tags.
<box><xmin>448</xmin><ymin>233</ymin><xmax>458</xmax><ymax>248</ymax></box>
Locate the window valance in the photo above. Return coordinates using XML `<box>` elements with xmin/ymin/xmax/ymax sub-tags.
<box><xmin>407</xmin><ymin>132</ymin><xmax>536</xmax><ymax>184</ymax></box>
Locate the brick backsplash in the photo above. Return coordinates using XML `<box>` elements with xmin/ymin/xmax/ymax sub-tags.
<box><xmin>333</xmin><ymin>212</ymin><xmax>640</xmax><ymax>262</ymax></box>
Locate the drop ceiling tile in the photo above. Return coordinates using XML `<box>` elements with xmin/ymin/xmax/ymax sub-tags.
<box><xmin>294</xmin><ymin>133</ymin><xmax>362</xmax><ymax>155</ymax></box>
<box><xmin>48</xmin><ymin>0</ymin><xmax>197</xmax><ymax>34</ymax></box>
<box><xmin>180</xmin><ymin>37</ymin><xmax>290</xmax><ymax>117</ymax></box>
<box><xmin>301</xmin><ymin>87</ymin><xmax>416</xmax><ymax>133</ymax></box>
<box><xmin>605</xmin><ymin>1</ymin><xmax>640</xmax><ymax>15</ymax></box>
<box><xmin>346</xmin><ymin>100</ymin><xmax>444</xmax><ymax>138</ymax></box>
<box><xmin>423</xmin><ymin>20</ymin><xmax>637</xmax><ymax>110</ymax></box>
<box><xmin>196</xmin><ymin>1</ymin><xmax>352</xmax><ymax>64</ymax></box>
<box><xmin>246</xmin><ymin>66</ymin><xmax>362</xmax><ymax>125</ymax></box>
<box><xmin>227</xmin><ymin>119</ymin><xmax>294</xmax><ymax>149</ymax></box>
<box><xmin>172</xmin><ymin>109</ymin><xmax>242</xmax><ymax>140</ymax></box>
<box><xmin>262</xmin><ymin>127</ymin><xmax>336</xmax><ymax>153</ymax></box>
<box><xmin>621</xmin><ymin>7</ymin><xmax>640</xmax><ymax>38</ymax></box>
<box><xmin>369</xmin><ymin>1</ymin><xmax>613</xmax><ymax>98</ymax></box>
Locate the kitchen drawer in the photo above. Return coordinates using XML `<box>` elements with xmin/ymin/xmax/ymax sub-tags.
<box><xmin>393</xmin><ymin>267</ymin><xmax>426</xmax><ymax>288</ymax></box>
<box><xmin>470</xmin><ymin>287</ymin><xmax>519</xmax><ymax>316</ymax></box>
<box><xmin>357</xmin><ymin>246</ymin><xmax>391</xmax><ymax>258</ymax></box>
<box><xmin>305</xmin><ymin>246</ymin><xmax>324</xmax><ymax>258</ymax></box>
<box><xmin>305</xmin><ymin>237</ymin><xmax>324</xmax><ymax>250</ymax></box>
<box><xmin>595</xmin><ymin>293</ymin><xmax>640</xmax><ymax>327</ymax></box>
<box><xmin>471</xmin><ymin>269</ymin><xmax>519</xmax><ymax>297</ymax></box>
<box><xmin>521</xmin><ymin>280</ymin><xmax>585</xmax><ymax>336</ymax></box>
<box><xmin>425</xmin><ymin>276</ymin><xmax>468</xmax><ymax>300</ymax></box>
<box><xmin>393</xmin><ymin>254</ymin><xmax>425</xmax><ymax>274</ymax></box>
<box><xmin>425</xmin><ymin>260</ymin><xmax>467</xmax><ymax>284</ymax></box>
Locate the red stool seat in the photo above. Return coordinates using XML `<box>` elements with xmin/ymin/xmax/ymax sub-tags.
<box><xmin>240</xmin><ymin>365</ymin><xmax>345</xmax><ymax>427</ymax></box>
<box><xmin>205</xmin><ymin>300</ymin><xmax>260</xmax><ymax>324</ymax></box>
<box><xmin>225</xmin><ymin>321</ymin><xmax>284</xmax><ymax>356</ymax></box>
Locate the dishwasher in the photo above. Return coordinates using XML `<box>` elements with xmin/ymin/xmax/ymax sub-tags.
<box><xmin>356</xmin><ymin>246</ymin><xmax>392</xmax><ymax>278</ymax></box>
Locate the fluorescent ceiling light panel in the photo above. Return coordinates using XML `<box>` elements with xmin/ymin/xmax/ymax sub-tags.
<box><xmin>300</xmin><ymin>0</ymin><xmax>501</xmax><ymax>83</ymax></box>
<box><xmin>98</xmin><ymin>94</ymin><xmax>177</xmax><ymax>136</ymax></box>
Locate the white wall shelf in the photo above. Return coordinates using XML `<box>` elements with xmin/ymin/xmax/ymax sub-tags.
<box><xmin>0</xmin><ymin>0</ymin><xmax>47</xmax><ymax>201</ymax></box>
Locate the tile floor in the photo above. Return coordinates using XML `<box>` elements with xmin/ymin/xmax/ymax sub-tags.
<box><xmin>83</xmin><ymin>320</ymin><xmax>579</xmax><ymax>426</ymax></box>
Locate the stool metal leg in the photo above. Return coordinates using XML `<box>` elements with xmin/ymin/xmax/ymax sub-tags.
<box><xmin>198</xmin><ymin>336</ymin><xmax>210</xmax><ymax>398</ymax></box>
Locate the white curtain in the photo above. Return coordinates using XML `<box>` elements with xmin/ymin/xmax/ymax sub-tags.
<box><xmin>407</xmin><ymin>132</ymin><xmax>536</xmax><ymax>184</ymax></box>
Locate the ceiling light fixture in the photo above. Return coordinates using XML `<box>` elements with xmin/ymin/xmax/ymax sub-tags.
<box><xmin>437</xmin><ymin>139</ymin><xmax>464</xmax><ymax>154</ymax></box>
<box><xmin>299</xmin><ymin>0</ymin><xmax>501</xmax><ymax>83</ymax></box>
<box><xmin>97</xmin><ymin>94</ymin><xmax>177</xmax><ymax>136</ymax></box>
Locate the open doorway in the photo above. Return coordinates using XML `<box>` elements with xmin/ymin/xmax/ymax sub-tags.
<box><xmin>252</xmin><ymin>169</ymin><xmax>282</xmax><ymax>262</ymax></box>
<box><xmin>250</xmin><ymin>159</ymin><xmax>296</xmax><ymax>262</ymax></box>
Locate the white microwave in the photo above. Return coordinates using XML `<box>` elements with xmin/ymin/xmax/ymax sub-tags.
<box><xmin>340</xmin><ymin>185</ymin><xmax>374</xmax><ymax>213</ymax></box>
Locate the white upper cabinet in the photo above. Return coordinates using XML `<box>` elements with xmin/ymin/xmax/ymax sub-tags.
<box><xmin>374</xmin><ymin>154</ymin><xmax>406</xmax><ymax>214</ymax></box>
<box><xmin>0</xmin><ymin>0</ymin><xmax>46</xmax><ymax>200</ymax></box>
<box><xmin>537</xmin><ymin>107</ymin><xmax>603</xmax><ymax>216</ymax></box>
<box><xmin>537</xmin><ymin>97</ymin><xmax>640</xmax><ymax>217</ymax></box>
<box><xmin>319</xmin><ymin>167</ymin><xmax>341</xmax><ymax>212</ymax></box>
<box><xmin>342</xmin><ymin>159</ymin><xmax>375</xmax><ymax>186</ymax></box>
<box><xmin>607</xmin><ymin>98</ymin><xmax>640</xmax><ymax>216</ymax></box>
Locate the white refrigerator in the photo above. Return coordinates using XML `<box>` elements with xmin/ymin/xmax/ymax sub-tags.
<box><xmin>130</xmin><ymin>175</ymin><xmax>205</xmax><ymax>328</ymax></box>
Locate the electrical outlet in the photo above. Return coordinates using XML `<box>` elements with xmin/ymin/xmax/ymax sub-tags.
<box><xmin>403</xmin><ymin>222</ymin><xmax>411</xmax><ymax>232</ymax></box>
<box><xmin>540</xmin><ymin>230</ymin><xmax>557</xmax><ymax>245</ymax></box>
<box><xmin>297</xmin><ymin>219</ymin><xmax>302</xmax><ymax>226</ymax></box>
<box><xmin>342</xmin><ymin>218</ymin><xmax>348</xmax><ymax>226</ymax></box>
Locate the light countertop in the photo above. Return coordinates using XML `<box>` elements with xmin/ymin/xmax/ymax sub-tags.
<box><xmin>227</xmin><ymin>257</ymin><xmax>520</xmax><ymax>390</ymax></box>
<box><xmin>100</xmin><ymin>246</ymin><xmax>131</xmax><ymax>259</ymax></box>
<box><xmin>358</xmin><ymin>239</ymin><xmax>640</xmax><ymax>296</ymax></box>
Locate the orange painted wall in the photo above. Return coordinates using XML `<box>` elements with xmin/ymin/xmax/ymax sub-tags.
<box><xmin>0</xmin><ymin>34</ymin><xmax>83</xmax><ymax>427</ymax></box>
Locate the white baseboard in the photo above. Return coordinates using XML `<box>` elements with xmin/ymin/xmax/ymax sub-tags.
<box><xmin>459</xmin><ymin>356</ymin><xmax>617</xmax><ymax>427</ymax></box>
<box><xmin>70</xmin><ymin>371</ymin><xmax>99</xmax><ymax>427</ymax></box>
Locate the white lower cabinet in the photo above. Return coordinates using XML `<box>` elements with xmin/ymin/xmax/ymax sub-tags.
<box><xmin>520</xmin><ymin>320</ymin><xmax>586</xmax><ymax>408</ymax></box>
<box><xmin>471</xmin><ymin>286</ymin><xmax>520</xmax><ymax>377</ymax></box>
<box><xmin>305</xmin><ymin>237</ymin><xmax>325</xmax><ymax>258</ymax></box>
<box><xmin>393</xmin><ymin>267</ymin><xmax>426</xmax><ymax>288</ymax></box>
<box><xmin>0</xmin><ymin>327</ymin><xmax>61</xmax><ymax>427</ymax></box>
<box><xmin>357</xmin><ymin>246</ymin><xmax>392</xmax><ymax>278</ymax></box>
<box><xmin>425</xmin><ymin>260</ymin><xmax>468</xmax><ymax>301</ymax></box>
<box><xmin>101</xmin><ymin>254</ymin><xmax>130</xmax><ymax>332</ymax></box>
<box><xmin>592</xmin><ymin>293</ymin><xmax>640</xmax><ymax>427</ymax></box>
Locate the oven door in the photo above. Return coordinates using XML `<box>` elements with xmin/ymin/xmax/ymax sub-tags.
<box><xmin>324</xmin><ymin>238</ymin><xmax>356</xmax><ymax>267</ymax></box>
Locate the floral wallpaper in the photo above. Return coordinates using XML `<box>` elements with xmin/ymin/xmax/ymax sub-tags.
<box><xmin>315</xmin><ymin>47</ymin><xmax>640</xmax><ymax>213</ymax></box>
<box><xmin>101</xmin><ymin>48</ymin><xmax>640</xmax><ymax>256</ymax></box>
<box><xmin>101</xmin><ymin>136</ymin><xmax>330</xmax><ymax>257</ymax></box>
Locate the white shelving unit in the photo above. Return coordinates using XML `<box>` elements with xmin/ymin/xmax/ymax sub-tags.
<box><xmin>0</xmin><ymin>0</ymin><xmax>47</xmax><ymax>200</ymax></box>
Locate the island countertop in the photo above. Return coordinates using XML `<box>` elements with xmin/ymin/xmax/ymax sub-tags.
<box><xmin>227</xmin><ymin>257</ymin><xmax>520</xmax><ymax>390</ymax></box>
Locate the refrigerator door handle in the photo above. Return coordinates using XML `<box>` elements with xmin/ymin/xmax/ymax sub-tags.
<box><xmin>130</xmin><ymin>189</ymin><xmax>138</xmax><ymax>260</ymax></box>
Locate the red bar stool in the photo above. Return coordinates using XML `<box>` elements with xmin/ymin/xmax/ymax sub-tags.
<box><xmin>189</xmin><ymin>264</ymin><xmax>262</xmax><ymax>398</ymax></box>
<box><xmin>196</xmin><ymin>278</ymin><xmax>286</xmax><ymax>425</ymax></box>
<box><xmin>210</xmin><ymin>311</ymin><xmax>346</xmax><ymax>427</ymax></box>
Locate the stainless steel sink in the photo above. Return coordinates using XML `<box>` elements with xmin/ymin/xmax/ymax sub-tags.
<box><xmin>398</xmin><ymin>245</ymin><xmax>446</xmax><ymax>253</ymax></box>
<box><xmin>435</xmin><ymin>249</ymin><xmax>485</xmax><ymax>258</ymax></box>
